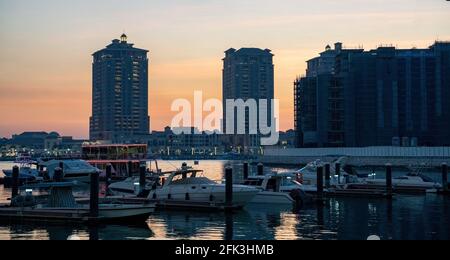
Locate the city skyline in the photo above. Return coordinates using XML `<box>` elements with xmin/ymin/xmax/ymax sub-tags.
<box><xmin>1</xmin><ymin>0</ymin><xmax>450</xmax><ymax>139</ymax></box>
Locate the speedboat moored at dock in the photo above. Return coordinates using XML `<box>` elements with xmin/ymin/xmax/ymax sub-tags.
<box><xmin>363</xmin><ymin>173</ymin><xmax>442</xmax><ymax>190</ymax></box>
<box><xmin>148</xmin><ymin>163</ymin><xmax>260</xmax><ymax>209</ymax></box>
<box><xmin>40</xmin><ymin>159</ymin><xmax>100</xmax><ymax>183</ymax></box>
<box><xmin>242</xmin><ymin>173</ymin><xmax>310</xmax><ymax>207</ymax></box>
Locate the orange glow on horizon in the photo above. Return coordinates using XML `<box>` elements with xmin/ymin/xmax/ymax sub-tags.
<box><xmin>1</xmin><ymin>0</ymin><xmax>449</xmax><ymax>139</ymax></box>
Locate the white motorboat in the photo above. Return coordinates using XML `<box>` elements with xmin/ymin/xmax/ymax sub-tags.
<box><xmin>95</xmin><ymin>203</ymin><xmax>155</xmax><ymax>220</ymax></box>
<box><xmin>2</xmin><ymin>153</ymin><xmax>43</xmax><ymax>183</ymax></box>
<box><xmin>242</xmin><ymin>173</ymin><xmax>309</xmax><ymax>207</ymax></box>
<box><xmin>293</xmin><ymin>159</ymin><xmax>366</xmax><ymax>191</ymax></box>
<box><xmin>3</xmin><ymin>180</ymin><xmax>156</xmax><ymax>222</ymax></box>
<box><xmin>41</xmin><ymin>159</ymin><xmax>100</xmax><ymax>183</ymax></box>
<box><xmin>2</xmin><ymin>167</ymin><xmax>42</xmax><ymax>183</ymax></box>
<box><xmin>108</xmin><ymin>176</ymin><xmax>159</xmax><ymax>197</ymax></box>
<box><xmin>363</xmin><ymin>173</ymin><xmax>442</xmax><ymax>190</ymax></box>
<box><xmin>148</xmin><ymin>163</ymin><xmax>259</xmax><ymax>208</ymax></box>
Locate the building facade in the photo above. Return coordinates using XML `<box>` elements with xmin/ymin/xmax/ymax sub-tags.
<box><xmin>295</xmin><ymin>41</ymin><xmax>450</xmax><ymax>147</ymax></box>
<box><xmin>145</xmin><ymin>127</ymin><xmax>222</xmax><ymax>156</ymax></box>
<box><xmin>90</xmin><ymin>34</ymin><xmax>150</xmax><ymax>142</ymax></box>
<box><xmin>222</xmin><ymin>48</ymin><xmax>275</xmax><ymax>148</ymax></box>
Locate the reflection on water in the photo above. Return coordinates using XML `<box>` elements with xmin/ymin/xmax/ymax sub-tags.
<box><xmin>0</xmin><ymin>222</ymin><xmax>154</xmax><ymax>240</ymax></box>
<box><xmin>0</xmin><ymin>161</ymin><xmax>449</xmax><ymax>240</ymax></box>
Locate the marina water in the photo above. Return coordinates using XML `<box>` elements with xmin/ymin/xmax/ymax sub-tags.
<box><xmin>1</xmin><ymin>161</ymin><xmax>449</xmax><ymax>240</ymax></box>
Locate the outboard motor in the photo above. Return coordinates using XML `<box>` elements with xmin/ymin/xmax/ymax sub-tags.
<box><xmin>290</xmin><ymin>189</ymin><xmax>306</xmax><ymax>209</ymax></box>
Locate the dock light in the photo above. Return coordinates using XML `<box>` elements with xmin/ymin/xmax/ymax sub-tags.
<box><xmin>133</xmin><ymin>182</ymin><xmax>140</xmax><ymax>193</ymax></box>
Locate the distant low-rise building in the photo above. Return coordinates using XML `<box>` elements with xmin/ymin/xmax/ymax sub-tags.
<box><xmin>278</xmin><ymin>130</ymin><xmax>296</xmax><ymax>148</ymax></box>
<box><xmin>11</xmin><ymin>131</ymin><xmax>53</xmax><ymax>149</ymax></box>
<box><xmin>4</xmin><ymin>131</ymin><xmax>86</xmax><ymax>157</ymax></box>
<box><xmin>131</xmin><ymin>127</ymin><xmax>222</xmax><ymax>156</ymax></box>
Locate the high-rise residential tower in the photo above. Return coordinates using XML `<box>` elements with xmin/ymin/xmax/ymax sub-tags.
<box><xmin>222</xmin><ymin>48</ymin><xmax>274</xmax><ymax>148</ymax></box>
<box><xmin>295</xmin><ymin>41</ymin><xmax>450</xmax><ymax>147</ymax></box>
<box><xmin>90</xmin><ymin>34</ymin><xmax>150</xmax><ymax>142</ymax></box>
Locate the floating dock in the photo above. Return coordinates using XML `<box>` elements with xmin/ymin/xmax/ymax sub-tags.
<box><xmin>153</xmin><ymin>200</ymin><xmax>243</xmax><ymax>212</ymax></box>
<box><xmin>325</xmin><ymin>188</ymin><xmax>390</xmax><ymax>198</ymax></box>
<box><xmin>0</xmin><ymin>170</ymin><xmax>155</xmax><ymax>224</ymax></box>
<box><xmin>344</xmin><ymin>183</ymin><xmax>436</xmax><ymax>194</ymax></box>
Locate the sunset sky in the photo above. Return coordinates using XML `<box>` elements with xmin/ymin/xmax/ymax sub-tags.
<box><xmin>0</xmin><ymin>0</ymin><xmax>449</xmax><ymax>139</ymax></box>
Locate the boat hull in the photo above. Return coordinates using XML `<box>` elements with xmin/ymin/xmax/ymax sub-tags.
<box><xmin>150</xmin><ymin>184</ymin><xmax>259</xmax><ymax>208</ymax></box>
<box><xmin>249</xmin><ymin>192</ymin><xmax>294</xmax><ymax>205</ymax></box>
<box><xmin>0</xmin><ymin>204</ymin><xmax>155</xmax><ymax>223</ymax></box>
<box><xmin>365</xmin><ymin>179</ymin><xmax>442</xmax><ymax>189</ymax></box>
<box><xmin>97</xmin><ymin>204</ymin><xmax>155</xmax><ymax>220</ymax></box>
<box><xmin>63</xmin><ymin>174</ymin><xmax>91</xmax><ymax>184</ymax></box>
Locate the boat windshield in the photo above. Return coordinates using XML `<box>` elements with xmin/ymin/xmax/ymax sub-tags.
<box><xmin>282</xmin><ymin>177</ymin><xmax>302</xmax><ymax>186</ymax></box>
<box><xmin>243</xmin><ymin>179</ymin><xmax>264</xmax><ymax>187</ymax></box>
<box><xmin>170</xmin><ymin>176</ymin><xmax>216</xmax><ymax>185</ymax></box>
<box><xmin>418</xmin><ymin>174</ymin><xmax>434</xmax><ymax>183</ymax></box>
<box><xmin>406</xmin><ymin>173</ymin><xmax>434</xmax><ymax>183</ymax></box>
<box><xmin>65</xmin><ymin>161</ymin><xmax>97</xmax><ymax>171</ymax></box>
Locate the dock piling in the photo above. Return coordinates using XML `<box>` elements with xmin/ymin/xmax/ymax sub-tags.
<box><xmin>335</xmin><ymin>163</ymin><xmax>341</xmax><ymax>184</ymax></box>
<box><xmin>243</xmin><ymin>162</ymin><xmax>249</xmax><ymax>180</ymax></box>
<box><xmin>325</xmin><ymin>163</ymin><xmax>331</xmax><ymax>188</ymax></box>
<box><xmin>11</xmin><ymin>166</ymin><xmax>19</xmax><ymax>200</ymax></box>
<box><xmin>128</xmin><ymin>161</ymin><xmax>133</xmax><ymax>178</ymax></box>
<box><xmin>386</xmin><ymin>163</ymin><xmax>393</xmax><ymax>198</ymax></box>
<box><xmin>139</xmin><ymin>162</ymin><xmax>146</xmax><ymax>188</ymax></box>
<box><xmin>316</xmin><ymin>165</ymin><xmax>324</xmax><ymax>199</ymax></box>
<box><xmin>90</xmin><ymin>171</ymin><xmax>100</xmax><ymax>218</ymax></box>
<box><xmin>106</xmin><ymin>164</ymin><xmax>112</xmax><ymax>184</ymax></box>
<box><xmin>442</xmin><ymin>163</ymin><xmax>448</xmax><ymax>193</ymax></box>
<box><xmin>53</xmin><ymin>167</ymin><xmax>63</xmax><ymax>182</ymax></box>
<box><xmin>225</xmin><ymin>167</ymin><xmax>233</xmax><ymax>207</ymax></box>
<box><xmin>257</xmin><ymin>163</ymin><xmax>264</xmax><ymax>176</ymax></box>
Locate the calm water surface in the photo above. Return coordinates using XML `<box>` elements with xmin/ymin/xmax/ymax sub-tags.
<box><xmin>0</xmin><ymin>161</ymin><xmax>449</xmax><ymax>240</ymax></box>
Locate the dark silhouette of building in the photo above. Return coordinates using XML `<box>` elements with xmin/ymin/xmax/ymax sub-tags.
<box><xmin>90</xmin><ymin>34</ymin><xmax>150</xmax><ymax>142</ymax></box>
<box><xmin>222</xmin><ymin>48</ymin><xmax>274</xmax><ymax>148</ymax></box>
<box><xmin>295</xmin><ymin>41</ymin><xmax>450</xmax><ymax>147</ymax></box>
<box><xmin>5</xmin><ymin>131</ymin><xmax>85</xmax><ymax>150</ymax></box>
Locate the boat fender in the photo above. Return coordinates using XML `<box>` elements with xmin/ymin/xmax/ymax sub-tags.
<box><xmin>168</xmin><ymin>194</ymin><xmax>172</xmax><ymax>200</ymax></box>
<box><xmin>296</xmin><ymin>173</ymin><xmax>304</xmax><ymax>184</ymax></box>
<box><xmin>185</xmin><ymin>193</ymin><xmax>190</xmax><ymax>200</ymax></box>
<box><xmin>209</xmin><ymin>194</ymin><xmax>214</xmax><ymax>202</ymax></box>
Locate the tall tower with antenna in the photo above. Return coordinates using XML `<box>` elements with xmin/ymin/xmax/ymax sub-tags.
<box><xmin>90</xmin><ymin>34</ymin><xmax>150</xmax><ymax>142</ymax></box>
